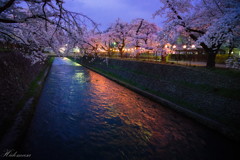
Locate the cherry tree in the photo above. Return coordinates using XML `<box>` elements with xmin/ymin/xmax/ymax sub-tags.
<box><xmin>155</xmin><ymin>0</ymin><xmax>240</xmax><ymax>68</ymax></box>
<box><xmin>224</xmin><ymin>30</ymin><xmax>240</xmax><ymax>56</ymax></box>
<box><xmin>82</xmin><ymin>31</ymin><xmax>114</xmax><ymax>57</ymax></box>
<box><xmin>127</xmin><ymin>19</ymin><xmax>161</xmax><ymax>58</ymax></box>
<box><xmin>130</xmin><ymin>19</ymin><xmax>160</xmax><ymax>48</ymax></box>
<box><xmin>108</xmin><ymin>19</ymin><xmax>133</xmax><ymax>57</ymax></box>
<box><xmin>81</xmin><ymin>31</ymin><xmax>102</xmax><ymax>56</ymax></box>
<box><xmin>98</xmin><ymin>31</ymin><xmax>115</xmax><ymax>57</ymax></box>
<box><xmin>0</xmin><ymin>0</ymin><xmax>96</xmax><ymax>63</ymax></box>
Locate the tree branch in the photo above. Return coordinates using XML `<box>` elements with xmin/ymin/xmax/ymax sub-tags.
<box><xmin>0</xmin><ymin>0</ymin><xmax>15</xmax><ymax>14</ymax></box>
<box><xmin>0</xmin><ymin>18</ymin><xmax>18</xmax><ymax>23</ymax></box>
<box><xmin>186</xmin><ymin>28</ymin><xmax>205</xmax><ymax>34</ymax></box>
<box><xmin>0</xmin><ymin>30</ymin><xmax>29</xmax><ymax>45</ymax></box>
<box><xmin>136</xmin><ymin>19</ymin><xmax>144</xmax><ymax>35</ymax></box>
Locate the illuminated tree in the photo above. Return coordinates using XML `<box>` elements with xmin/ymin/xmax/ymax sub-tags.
<box><xmin>108</xmin><ymin>19</ymin><xmax>133</xmax><ymax>57</ymax></box>
<box><xmin>130</xmin><ymin>19</ymin><xmax>159</xmax><ymax>47</ymax></box>
<box><xmin>0</xmin><ymin>0</ymin><xmax>96</xmax><ymax>63</ymax></box>
<box><xmin>155</xmin><ymin>0</ymin><xmax>240</xmax><ymax>68</ymax></box>
<box><xmin>98</xmin><ymin>31</ymin><xmax>115</xmax><ymax>57</ymax></box>
<box><xmin>81</xmin><ymin>31</ymin><xmax>102</xmax><ymax>56</ymax></box>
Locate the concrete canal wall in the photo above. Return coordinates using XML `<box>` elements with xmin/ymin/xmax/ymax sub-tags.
<box><xmin>0</xmin><ymin>52</ymin><xmax>53</xmax><ymax>148</ymax></box>
<box><xmin>76</xmin><ymin>56</ymin><xmax>240</xmax><ymax>141</ymax></box>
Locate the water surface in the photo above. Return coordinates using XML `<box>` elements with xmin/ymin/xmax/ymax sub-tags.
<box><xmin>22</xmin><ymin>57</ymin><xmax>239</xmax><ymax>160</ymax></box>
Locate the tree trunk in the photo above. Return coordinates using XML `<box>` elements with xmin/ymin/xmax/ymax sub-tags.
<box><xmin>161</xmin><ymin>55</ymin><xmax>166</xmax><ymax>63</ymax></box>
<box><xmin>119</xmin><ymin>50</ymin><xmax>123</xmax><ymax>58</ymax></box>
<box><xmin>94</xmin><ymin>49</ymin><xmax>98</xmax><ymax>57</ymax></box>
<box><xmin>107</xmin><ymin>49</ymin><xmax>111</xmax><ymax>57</ymax></box>
<box><xmin>228</xmin><ymin>47</ymin><xmax>233</xmax><ymax>56</ymax></box>
<box><xmin>199</xmin><ymin>42</ymin><xmax>221</xmax><ymax>68</ymax></box>
<box><xmin>206</xmin><ymin>51</ymin><xmax>217</xmax><ymax>68</ymax></box>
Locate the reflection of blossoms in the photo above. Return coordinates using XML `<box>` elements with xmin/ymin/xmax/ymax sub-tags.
<box><xmin>225</xmin><ymin>56</ymin><xmax>240</xmax><ymax>69</ymax></box>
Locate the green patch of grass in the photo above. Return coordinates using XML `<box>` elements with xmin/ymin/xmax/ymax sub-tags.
<box><xmin>217</xmin><ymin>88</ymin><xmax>240</xmax><ymax>100</ymax></box>
<box><xmin>133</xmin><ymin>85</ymin><xmax>225</xmax><ymax>124</ymax></box>
<box><xmin>47</xmin><ymin>56</ymin><xmax>55</xmax><ymax>65</ymax></box>
<box><xmin>144</xmin><ymin>87</ymin><xmax>196</xmax><ymax>109</ymax></box>
<box><xmin>0</xmin><ymin>48</ymin><xmax>12</xmax><ymax>52</ymax></box>
<box><xmin>210</xmin><ymin>68</ymin><xmax>240</xmax><ymax>78</ymax></box>
<box><xmin>108</xmin><ymin>64</ymin><xmax>123</xmax><ymax>70</ymax></box>
<box><xmin>193</xmin><ymin>66</ymin><xmax>240</xmax><ymax>78</ymax></box>
<box><xmin>19</xmin><ymin>57</ymin><xmax>54</xmax><ymax>102</ymax></box>
<box><xmin>107</xmin><ymin>64</ymin><xmax>162</xmax><ymax>80</ymax></box>
<box><xmin>178</xmin><ymin>81</ymin><xmax>240</xmax><ymax>101</ymax></box>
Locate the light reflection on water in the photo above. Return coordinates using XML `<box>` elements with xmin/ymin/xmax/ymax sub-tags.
<box><xmin>21</xmin><ymin>57</ymin><xmax>239</xmax><ymax>160</ymax></box>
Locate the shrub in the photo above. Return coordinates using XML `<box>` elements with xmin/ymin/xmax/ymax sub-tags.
<box><xmin>225</xmin><ymin>56</ymin><xmax>240</xmax><ymax>69</ymax></box>
<box><xmin>215</xmin><ymin>54</ymin><xmax>229</xmax><ymax>64</ymax></box>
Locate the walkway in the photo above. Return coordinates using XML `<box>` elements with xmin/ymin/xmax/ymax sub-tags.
<box><xmin>168</xmin><ymin>60</ymin><xmax>226</xmax><ymax>68</ymax></box>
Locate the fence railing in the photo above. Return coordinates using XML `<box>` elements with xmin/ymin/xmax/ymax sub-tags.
<box><xmin>168</xmin><ymin>54</ymin><xmax>207</xmax><ymax>62</ymax></box>
<box><xmin>97</xmin><ymin>53</ymin><xmax>229</xmax><ymax>64</ymax></box>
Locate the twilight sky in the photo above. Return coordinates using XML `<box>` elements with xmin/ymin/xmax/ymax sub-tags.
<box><xmin>64</xmin><ymin>0</ymin><xmax>163</xmax><ymax>31</ymax></box>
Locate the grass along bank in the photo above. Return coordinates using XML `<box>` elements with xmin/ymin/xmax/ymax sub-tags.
<box><xmin>0</xmin><ymin>56</ymin><xmax>54</xmax><ymax>150</ymax></box>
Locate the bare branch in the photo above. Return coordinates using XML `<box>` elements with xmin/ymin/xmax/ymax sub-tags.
<box><xmin>0</xmin><ymin>0</ymin><xmax>15</xmax><ymax>14</ymax></box>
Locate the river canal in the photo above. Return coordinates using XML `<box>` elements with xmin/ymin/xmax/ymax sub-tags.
<box><xmin>21</xmin><ymin>57</ymin><xmax>239</xmax><ymax>160</ymax></box>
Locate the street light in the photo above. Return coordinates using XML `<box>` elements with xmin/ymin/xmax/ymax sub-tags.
<box><xmin>183</xmin><ymin>45</ymin><xmax>187</xmax><ymax>49</ymax></box>
<box><xmin>191</xmin><ymin>45</ymin><xmax>196</xmax><ymax>48</ymax></box>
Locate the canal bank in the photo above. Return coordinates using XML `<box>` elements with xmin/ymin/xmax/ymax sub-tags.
<box><xmin>73</xmin><ymin>56</ymin><xmax>240</xmax><ymax>141</ymax></box>
<box><xmin>19</xmin><ymin>57</ymin><xmax>240</xmax><ymax>160</ymax></box>
<box><xmin>0</xmin><ymin>55</ymin><xmax>54</xmax><ymax>150</ymax></box>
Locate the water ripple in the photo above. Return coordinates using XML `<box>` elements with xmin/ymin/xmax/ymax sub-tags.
<box><xmin>21</xmin><ymin>58</ymin><xmax>240</xmax><ymax>160</ymax></box>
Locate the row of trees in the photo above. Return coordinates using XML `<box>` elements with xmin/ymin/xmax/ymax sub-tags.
<box><xmin>1</xmin><ymin>0</ymin><xmax>240</xmax><ymax>68</ymax></box>
<box><xmin>82</xmin><ymin>18</ymin><xmax>160</xmax><ymax>58</ymax></box>
<box><xmin>82</xmin><ymin>0</ymin><xmax>240</xmax><ymax>68</ymax></box>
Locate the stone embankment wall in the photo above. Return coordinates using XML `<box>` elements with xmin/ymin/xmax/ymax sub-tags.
<box><xmin>77</xmin><ymin>56</ymin><xmax>240</xmax><ymax>138</ymax></box>
<box><xmin>0</xmin><ymin>52</ymin><xmax>47</xmax><ymax>135</ymax></box>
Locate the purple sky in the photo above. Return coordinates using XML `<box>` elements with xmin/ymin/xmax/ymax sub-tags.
<box><xmin>64</xmin><ymin>0</ymin><xmax>163</xmax><ymax>31</ymax></box>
